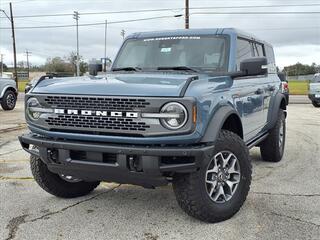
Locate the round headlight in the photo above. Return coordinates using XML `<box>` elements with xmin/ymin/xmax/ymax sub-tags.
<box><xmin>27</xmin><ymin>97</ymin><xmax>41</xmax><ymax>120</ymax></box>
<box><xmin>160</xmin><ymin>102</ymin><xmax>188</xmax><ymax>130</ymax></box>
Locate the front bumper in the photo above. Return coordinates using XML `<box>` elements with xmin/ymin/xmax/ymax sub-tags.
<box><xmin>19</xmin><ymin>133</ymin><xmax>214</xmax><ymax>188</ymax></box>
<box><xmin>308</xmin><ymin>94</ymin><xmax>320</xmax><ymax>102</ymax></box>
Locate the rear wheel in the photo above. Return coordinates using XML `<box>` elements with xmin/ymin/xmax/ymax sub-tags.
<box><xmin>1</xmin><ymin>90</ymin><xmax>16</xmax><ymax>110</ymax></box>
<box><xmin>312</xmin><ymin>101</ymin><xmax>320</xmax><ymax>108</ymax></box>
<box><xmin>260</xmin><ymin>109</ymin><xmax>286</xmax><ymax>162</ymax></box>
<box><xmin>173</xmin><ymin>130</ymin><xmax>252</xmax><ymax>223</ymax></box>
<box><xmin>30</xmin><ymin>155</ymin><xmax>100</xmax><ymax>198</ymax></box>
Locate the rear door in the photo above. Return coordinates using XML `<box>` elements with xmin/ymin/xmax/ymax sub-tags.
<box><xmin>257</xmin><ymin>44</ymin><xmax>279</xmax><ymax>126</ymax></box>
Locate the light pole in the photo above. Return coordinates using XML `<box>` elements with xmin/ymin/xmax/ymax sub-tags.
<box><xmin>120</xmin><ymin>29</ymin><xmax>125</xmax><ymax>40</ymax></box>
<box><xmin>185</xmin><ymin>0</ymin><xmax>189</xmax><ymax>29</ymax></box>
<box><xmin>25</xmin><ymin>50</ymin><xmax>31</xmax><ymax>78</ymax></box>
<box><xmin>104</xmin><ymin>19</ymin><xmax>107</xmax><ymax>72</ymax></box>
<box><xmin>73</xmin><ymin>11</ymin><xmax>80</xmax><ymax>76</ymax></box>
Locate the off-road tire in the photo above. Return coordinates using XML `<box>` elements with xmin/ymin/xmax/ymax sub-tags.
<box><xmin>260</xmin><ymin>109</ymin><xmax>286</xmax><ymax>162</ymax></box>
<box><xmin>1</xmin><ymin>90</ymin><xmax>16</xmax><ymax>110</ymax></box>
<box><xmin>312</xmin><ymin>101</ymin><xmax>320</xmax><ymax>108</ymax></box>
<box><xmin>30</xmin><ymin>155</ymin><xmax>100</xmax><ymax>198</ymax></box>
<box><xmin>172</xmin><ymin>130</ymin><xmax>252</xmax><ymax>223</ymax></box>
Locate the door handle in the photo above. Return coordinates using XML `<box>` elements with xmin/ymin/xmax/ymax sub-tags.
<box><xmin>255</xmin><ymin>88</ymin><xmax>264</xmax><ymax>94</ymax></box>
<box><xmin>268</xmin><ymin>85</ymin><xmax>275</xmax><ymax>91</ymax></box>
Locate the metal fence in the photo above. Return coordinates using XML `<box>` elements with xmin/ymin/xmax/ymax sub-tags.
<box><xmin>287</xmin><ymin>74</ymin><xmax>314</xmax><ymax>81</ymax></box>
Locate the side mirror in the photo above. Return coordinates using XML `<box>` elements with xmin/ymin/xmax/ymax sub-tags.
<box><xmin>240</xmin><ymin>57</ymin><xmax>268</xmax><ymax>76</ymax></box>
<box><xmin>89</xmin><ymin>63</ymin><xmax>103</xmax><ymax>76</ymax></box>
<box><xmin>277</xmin><ymin>72</ymin><xmax>287</xmax><ymax>82</ymax></box>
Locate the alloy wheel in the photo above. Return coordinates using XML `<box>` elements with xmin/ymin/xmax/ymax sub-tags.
<box><xmin>205</xmin><ymin>151</ymin><xmax>241</xmax><ymax>203</ymax></box>
<box><xmin>6</xmin><ymin>93</ymin><xmax>16</xmax><ymax>109</ymax></box>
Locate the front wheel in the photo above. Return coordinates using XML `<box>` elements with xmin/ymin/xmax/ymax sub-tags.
<box><xmin>173</xmin><ymin>130</ymin><xmax>252</xmax><ymax>223</ymax></box>
<box><xmin>30</xmin><ymin>155</ymin><xmax>100</xmax><ymax>198</ymax></box>
<box><xmin>1</xmin><ymin>90</ymin><xmax>17</xmax><ymax>110</ymax></box>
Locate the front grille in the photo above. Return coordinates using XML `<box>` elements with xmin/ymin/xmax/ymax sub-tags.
<box><xmin>30</xmin><ymin>94</ymin><xmax>193</xmax><ymax>137</ymax></box>
<box><xmin>45</xmin><ymin>115</ymin><xmax>150</xmax><ymax>131</ymax></box>
<box><xmin>44</xmin><ymin>96</ymin><xmax>150</xmax><ymax>111</ymax></box>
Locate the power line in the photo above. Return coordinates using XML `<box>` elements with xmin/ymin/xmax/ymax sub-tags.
<box><xmin>190</xmin><ymin>11</ymin><xmax>320</xmax><ymax>15</ymax></box>
<box><xmin>0</xmin><ymin>14</ymin><xmax>184</xmax><ymax>29</ymax></box>
<box><xmin>1</xmin><ymin>3</ymin><xmax>320</xmax><ymax>19</ymax></box>
<box><xmin>1</xmin><ymin>11</ymin><xmax>319</xmax><ymax>30</ymax></box>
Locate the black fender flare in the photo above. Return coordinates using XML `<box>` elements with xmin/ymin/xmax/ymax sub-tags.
<box><xmin>200</xmin><ymin>104</ymin><xmax>242</xmax><ymax>143</ymax></box>
<box><xmin>264</xmin><ymin>92</ymin><xmax>287</xmax><ymax>131</ymax></box>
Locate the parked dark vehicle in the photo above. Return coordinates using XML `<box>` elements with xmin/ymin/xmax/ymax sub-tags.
<box><xmin>278</xmin><ymin>72</ymin><xmax>289</xmax><ymax>105</ymax></box>
<box><xmin>25</xmin><ymin>73</ymin><xmax>73</xmax><ymax>93</ymax></box>
<box><xmin>19</xmin><ymin>29</ymin><xmax>287</xmax><ymax>223</ymax></box>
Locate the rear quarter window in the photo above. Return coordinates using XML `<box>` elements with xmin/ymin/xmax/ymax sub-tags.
<box><xmin>265</xmin><ymin>45</ymin><xmax>275</xmax><ymax>64</ymax></box>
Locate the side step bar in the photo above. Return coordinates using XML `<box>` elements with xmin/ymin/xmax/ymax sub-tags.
<box><xmin>246</xmin><ymin>132</ymin><xmax>269</xmax><ymax>149</ymax></box>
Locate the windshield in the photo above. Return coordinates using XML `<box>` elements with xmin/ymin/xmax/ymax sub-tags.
<box><xmin>311</xmin><ymin>75</ymin><xmax>320</xmax><ymax>83</ymax></box>
<box><xmin>113</xmin><ymin>36</ymin><xmax>229</xmax><ymax>72</ymax></box>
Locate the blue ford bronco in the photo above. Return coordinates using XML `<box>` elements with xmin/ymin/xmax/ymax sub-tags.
<box><xmin>19</xmin><ymin>28</ymin><xmax>287</xmax><ymax>222</ymax></box>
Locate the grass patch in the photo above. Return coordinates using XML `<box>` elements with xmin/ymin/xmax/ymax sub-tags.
<box><xmin>288</xmin><ymin>80</ymin><xmax>309</xmax><ymax>95</ymax></box>
<box><xmin>18</xmin><ymin>81</ymin><xmax>29</xmax><ymax>92</ymax></box>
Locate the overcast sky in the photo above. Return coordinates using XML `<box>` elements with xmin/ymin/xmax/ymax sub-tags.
<box><xmin>0</xmin><ymin>0</ymin><xmax>319</xmax><ymax>69</ymax></box>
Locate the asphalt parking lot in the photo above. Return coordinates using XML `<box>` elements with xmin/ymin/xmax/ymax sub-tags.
<box><xmin>0</xmin><ymin>96</ymin><xmax>319</xmax><ymax>240</ymax></box>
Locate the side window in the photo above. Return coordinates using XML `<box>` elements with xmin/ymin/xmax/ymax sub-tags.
<box><xmin>253</xmin><ymin>43</ymin><xmax>264</xmax><ymax>57</ymax></box>
<box><xmin>265</xmin><ymin>45</ymin><xmax>275</xmax><ymax>64</ymax></box>
<box><xmin>236</xmin><ymin>38</ymin><xmax>253</xmax><ymax>70</ymax></box>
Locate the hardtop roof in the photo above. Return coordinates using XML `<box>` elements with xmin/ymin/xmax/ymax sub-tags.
<box><xmin>128</xmin><ymin>28</ymin><xmax>272</xmax><ymax>47</ymax></box>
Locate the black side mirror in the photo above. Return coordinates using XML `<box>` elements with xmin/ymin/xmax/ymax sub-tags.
<box><xmin>240</xmin><ymin>57</ymin><xmax>268</xmax><ymax>76</ymax></box>
<box><xmin>277</xmin><ymin>72</ymin><xmax>287</xmax><ymax>82</ymax></box>
<box><xmin>89</xmin><ymin>64</ymin><xmax>103</xmax><ymax>76</ymax></box>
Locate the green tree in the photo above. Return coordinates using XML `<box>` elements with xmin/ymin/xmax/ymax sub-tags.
<box><xmin>67</xmin><ymin>52</ymin><xmax>87</xmax><ymax>75</ymax></box>
<box><xmin>283</xmin><ymin>62</ymin><xmax>319</xmax><ymax>76</ymax></box>
<box><xmin>44</xmin><ymin>57</ymin><xmax>73</xmax><ymax>74</ymax></box>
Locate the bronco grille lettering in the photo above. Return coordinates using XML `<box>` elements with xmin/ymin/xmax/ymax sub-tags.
<box><xmin>53</xmin><ymin>109</ymin><xmax>139</xmax><ymax>118</ymax></box>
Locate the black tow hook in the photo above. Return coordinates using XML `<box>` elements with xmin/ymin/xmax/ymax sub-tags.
<box><xmin>127</xmin><ymin>155</ymin><xmax>143</xmax><ymax>172</ymax></box>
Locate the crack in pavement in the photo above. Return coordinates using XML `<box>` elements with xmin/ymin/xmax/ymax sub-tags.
<box><xmin>4</xmin><ymin>184</ymin><xmax>121</xmax><ymax>240</ymax></box>
<box><xmin>0</xmin><ymin>176</ymin><xmax>34</xmax><ymax>181</ymax></box>
<box><xmin>30</xmin><ymin>184</ymin><xmax>121</xmax><ymax>223</ymax></box>
<box><xmin>0</xmin><ymin>149</ymin><xmax>23</xmax><ymax>156</ymax></box>
<box><xmin>0</xmin><ymin>124</ymin><xmax>27</xmax><ymax>134</ymax></box>
<box><xmin>252</xmin><ymin>191</ymin><xmax>320</xmax><ymax>197</ymax></box>
<box><xmin>269</xmin><ymin>211</ymin><xmax>320</xmax><ymax>227</ymax></box>
<box><xmin>5</xmin><ymin>214</ymin><xmax>29</xmax><ymax>240</ymax></box>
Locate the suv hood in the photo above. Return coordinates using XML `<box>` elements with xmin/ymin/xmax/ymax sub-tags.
<box><xmin>32</xmin><ymin>73</ymin><xmax>198</xmax><ymax>97</ymax></box>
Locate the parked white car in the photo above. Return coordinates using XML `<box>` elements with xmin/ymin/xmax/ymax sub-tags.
<box><xmin>308</xmin><ymin>73</ymin><xmax>320</xmax><ymax>108</ymax></box>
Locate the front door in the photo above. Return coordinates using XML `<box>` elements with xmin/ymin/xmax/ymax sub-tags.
<box><xmin>232</xmin><ymin>78</ymin><xmax>265</xmax><ymax>142</ymax></box>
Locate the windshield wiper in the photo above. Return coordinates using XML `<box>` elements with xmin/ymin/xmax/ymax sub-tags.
<box><xmin>157</xmin><ymin>66</ymin><xmax>200</xmax><ymax>73</ymax></box>
<box><xmin>112</xmin><ymin>67</ymin><xmax>141</xmax><ymax>72</ymax></box>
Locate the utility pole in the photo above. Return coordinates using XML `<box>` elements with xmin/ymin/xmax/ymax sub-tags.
<box><xmin>25</xmin><ymin>50</ymin><xmax>31</xmax><ymax>78</ymax></box>
<box><xmin>9</xmin><ymin>3</ymin><xmax>18</xmax><ymax>87</ymax></box>
<box><xmin>120</xmin><ymin>29</ymin><xmax>125</xmax><ymax>40</ymax></box>
<box><xmin>185</xmin><ymin>0</ymin><xmax>189</xmax><ymax>29</ymax></box>
<box><xmin>104</xmin><ymin>19</ymin><xmax>107</xmax><ymax>72</ymax></box>
<box><xmin>73</xmin><ymin>11</ymin><xmax>80</xmax><ymax>76</ymax></box>
<box><xmin>0</xmin><ymin>54</ymin><xmax>4</xmax><ymax>77</ymax></box>
<box><xmin>2</xmin><ymin>4</ymin><xmax>18</xmax><ymax>87</ymax></box>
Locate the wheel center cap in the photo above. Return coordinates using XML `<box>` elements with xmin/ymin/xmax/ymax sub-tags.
<box><xmin>218</xmin><ymin>172</ymin><xmax>226</xmax><ymax>181</ymax></box>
